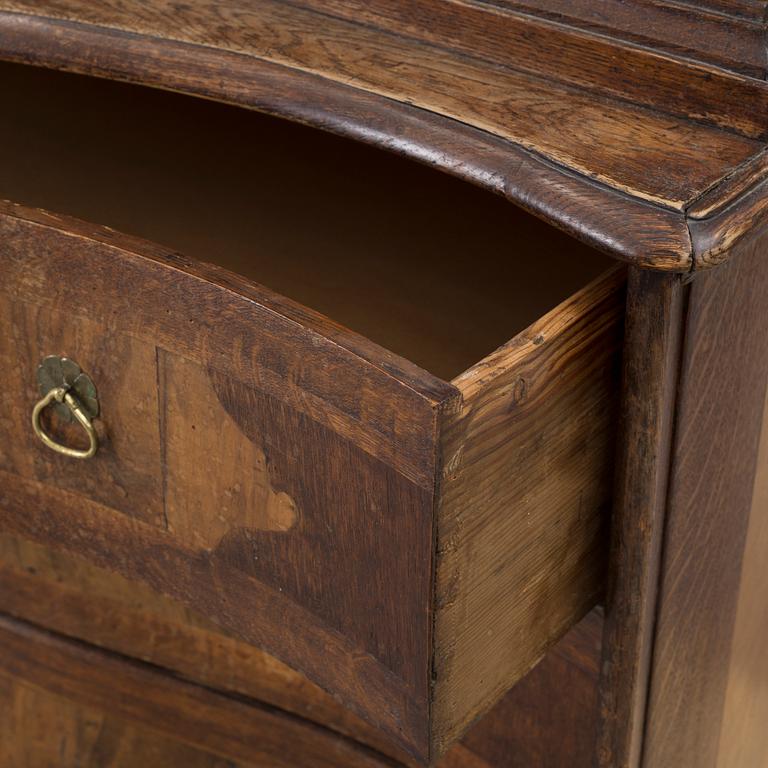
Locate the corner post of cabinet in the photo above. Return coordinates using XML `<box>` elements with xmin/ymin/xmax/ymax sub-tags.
<box><xmin>596</xmin><ymin>266</ymin><xmax>687</xmax><ymax>768</ymax></box>
<box><xmin>599</xmin><ymin>229</ymin><xmax>768</xmax><ymax>768</ymax></box>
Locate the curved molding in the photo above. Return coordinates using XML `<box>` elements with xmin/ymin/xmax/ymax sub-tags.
<box><xmin>0</xmin><ymin>6</ymin><xmax>764</xmax><ymax>270</ymax></box>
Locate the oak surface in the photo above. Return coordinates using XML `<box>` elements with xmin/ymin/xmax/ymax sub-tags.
<box><xmin>0</xmin><ymin>1</ymin><xmax>765</xmax><ymax>270</ymax></box>
<box><xmin>0</xmin><ymin>201</ymin><xmax>444</xmax><ymax>759</ymax></box>
<box><xmin>459</xmin><ymin>610</ymin><xmax>604</xmax><ymax>768</ymax></box>
<box><xmin>0</xmin><ymin>533</ymin><xmax>414</xmax><ymax>763</ymax></box>
<box><xmin>715</xmin><ymin>385</ymin><xmax>768</xmax><ymax>768</ymax></box>
<box><xmin>0</xmin><ymin>532</ymin><xmax>605</xmax><ymax>768</ymax></box>
<box><xmin>0</xmin><ymin>675</ymin><xmax>255</xmax><ymax>768</ymax></box>
<box><xmin>0</xmin><ymin>299</ymin><xmax>164</xmax><ymax>524</ymax></box>
<box><xmin>1</xmin><ymin>1</ymin><xmax>767</xmax><ymax>762</ymax></box>
<box><xmin>0</xmin><ymin>615</ymin><xmax>392</xmax><ymax>768</ymax></box>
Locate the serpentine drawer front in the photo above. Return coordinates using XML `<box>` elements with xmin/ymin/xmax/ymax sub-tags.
<box><xmin>0</xmin><ymin>63</ymin><xmax>622</xmax><ymax>764</ymax></box>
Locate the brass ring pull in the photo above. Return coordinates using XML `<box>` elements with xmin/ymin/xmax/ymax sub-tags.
<box><xmin>32</xmin><ymin>356</ymin><xmax>100</xmax><ymax>460</ymax></box>
<box><xmin>32</xmin><ymin>387</ymin><xmax>98</xmax><ymax>459</ymax></box>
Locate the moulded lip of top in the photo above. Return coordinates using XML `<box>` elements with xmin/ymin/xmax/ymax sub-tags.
<box><xmin>0</xmin><ymin>0</ymin><xmax>766</xmax><ymax>272</ymax></box>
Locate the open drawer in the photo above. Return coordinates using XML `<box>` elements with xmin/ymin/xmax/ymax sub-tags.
<box><xmin>0</xmin><ymin>62</ymin><xmax>623</xmax><ymax>762</ymax></box>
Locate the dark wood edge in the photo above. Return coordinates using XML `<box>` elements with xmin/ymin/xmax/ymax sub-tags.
<box><xmin>0</xmin><ymin>199</ymin><xmax>454</xmax><ymax>406</ymax></box>
<box><xmin>0</xmin><ymin>612</ymin><xmax>400</xmax><ymax>768</ymax></box>
<box><xmin>687</xmin><ymin>175</ymin><xmax>768</xmax><ymax>270</ymax></box>
<box><xmin>0</xmin><ymin>10</ymin><xmax>697</xmax><ymax>272</ymax></box>
<box><xmin>686</xmin><ymin>148</ymin><xmax>768</xmax><ymax>220</ymax></box>
<box><xmin>596</xmin><ymin>268</ymin><xmax>687</xmax><ymax>768</ymax></box>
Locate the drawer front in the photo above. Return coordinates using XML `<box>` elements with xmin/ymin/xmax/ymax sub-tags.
<box><xmin>0</xmin><ymin>614</ymin><xmax>389</xmax><ymax>768</ymax></box>
<box><xmin>0</xmin><ymin>202</ymin><xmax>455</xmax><ymax>759</ymax></box>
<box><xmin>0</xmin><ymin>200</ymin><xmax>624</xmax><ymax>763</ymax></box>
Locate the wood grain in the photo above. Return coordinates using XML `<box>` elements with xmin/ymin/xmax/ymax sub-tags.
<box><xmin>0</xmin><ymin>532</ymin><xmax>606</xmax><ymax>768</ymax></box>
<box><xmin>0</xmin><ymin>471</ymin><xmax>432</xmax><ymax>758</ymax></box>
<box><xmin>1</xmin><ymin>0</ymin><xmax>767</xmax><ymax>761</ymax></box>
<box><xmin>0</xmin><ymin>199</ymin><xmax>625</xmax><ymax>759</ymax></box>
<box><xmin>0</xmin><ymin>30</ymin><xmax>696</xmax><ymax>275</ymax></box>
<box><xmin>0</xmin><ymin>201</ymin><xmax>451</xmax><ymax>488</ymax></box>
<box><xmin>716</xmin><ymin>385</ymin><xmax>768</xmax><ymax>768</ymax></box>
<box><xmin>687</xmin><ymin>148</ymin><xmax>768</xmax><ymax>221</ymax></box>
<box><xmin>459</xmin><ymin>610</ymin><xmax>604</xmax><ymax>768</ymax></box>
<box><xmin>306</xmin><ymin>0</ymin><xmax>768</xmax><ymax>137</ymax></box>
<box><xmin>596</xmin><ymin>268</ymin><xmax>687</xmax><ymax>768</ymax></box>
<box><xmin>689</xmin><ymin>176</ymin><xmax>768</xmax><ymax>270</ymax></box>
<box><xmin>0</xmin><ymin>7</ymin><xmax>765</xmax><ymax>271</ymax></box>
<box><xmin>0</xmin><ymin>201</ymin><xmax>444</xmax><ymax>759</ymax></box>
<box><xmin>0</xmin><ymin>614</ymin><xmax>393</xmax><ymax>768</ymax></box>
<box><xmin>676</xmin><ymin>0</ymin><xmax>767</xmax><ymax>20</ymax></box>
<box><xmin>0</xmin><ymin>0</ymin><xmax>759</xmax><ymax>210</ymax></box>
<box><xmin>484</xmin><ymin>0</ymin><xmax>768</xmax><ymax>78</ymax></box>
<box><xmin>0</xmin><ymin>533</ymin><xmax>410</xmax><ymax>763</ymax></box>
<box><xmin>432</xmin><ymin>267</ymin><xmax>625</xmax><ymax>752</ymax></box>
<box><xmin>160</xmin><ymin>353</ymin><xmax>299</xmax><ymax>550</ymax></box>
<box><xmin>642</xmin><ymin>228</ymin><xmax>768</xmax><ymax>768</ymax></box>
<box><xmin>0</xmin><ymin>296</ymin><xmax>164</xmax><ymax>525</ymax></box>
<box><xmin>0</xmin><ymin>675</ymin><xmax>255</xmax><ymax>768</ymax></box>
<box><xmin>0</xmin><ymin>296</ymin><xmax>437</xmax><ymax>755</ymax></box>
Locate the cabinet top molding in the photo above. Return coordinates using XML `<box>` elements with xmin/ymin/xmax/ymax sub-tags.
<box><xmin>1</xmin><ymin>0</ymin><xmax>767</xmax><ymax>271</ymax></box>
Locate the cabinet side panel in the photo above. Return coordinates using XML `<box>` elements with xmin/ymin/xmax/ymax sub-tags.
<box><xmin>716</xmin><ymin>384</ymin><xmax>768</xmax><ymax>768</ymax></box>
<box><xmin>643</xmin><ymin>228</ymin><xmax>768</xmax><ymax>768</ymax></box>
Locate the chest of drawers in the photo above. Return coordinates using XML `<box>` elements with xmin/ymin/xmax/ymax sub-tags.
<box><xmin>0</xmin><ymin>3</ymin><xmax>767</xmax><ymax>767</ymax></box>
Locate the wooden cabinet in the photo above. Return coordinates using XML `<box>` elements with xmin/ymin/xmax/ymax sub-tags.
<box><xmin>0</xmin><ymin>3</ymin><xmax>766</xmax><ymax>767</ymax></box>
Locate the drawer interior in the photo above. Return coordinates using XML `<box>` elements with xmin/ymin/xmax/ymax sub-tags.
<box><xmin>0</xmin><ymin>61</ymin><xmax>612</xmax><ymax>380</ymax></box>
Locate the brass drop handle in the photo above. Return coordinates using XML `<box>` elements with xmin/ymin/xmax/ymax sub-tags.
<box><xmin>31</xmin><ymin>356</ymin><xmax>100</xmax><ymax>460</ymax></box>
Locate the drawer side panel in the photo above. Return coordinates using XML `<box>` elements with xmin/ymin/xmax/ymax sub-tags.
<box><xmin>433</xmin><ymin>267</ymin><xmax>625</xmax><ymax>753</ymax></box>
